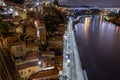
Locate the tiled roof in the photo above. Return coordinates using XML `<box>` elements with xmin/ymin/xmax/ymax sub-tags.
<box><xmin>16</xmin><ymin>61</ymin><xmax>38</xmax><ymax>70</ymax></box>
<box><xmin>48</xmin><ymin>36</ymin><xmax>63</xmax><ymax>41</ymax></box>
<box><xmin>30</xmin><ymin>68</ymin><xmax>59</xmax><ymax>79</ymax></box>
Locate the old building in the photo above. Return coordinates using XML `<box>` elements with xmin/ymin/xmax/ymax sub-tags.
<box><xmin>42</xmin><ymin>52</ymin><xmax>55</xmax><ymax>68</ymax></box>
<box><xmin>16</xmin><ymin>51</ymin><xmax>55</xmax><ymax>80</ymax></box>
<box><xmin>10</xmin><ymin>41</ymin><xmax>26</xmax><ymax>60</ymax></box>
<box><xmin>30</xmin><ymin>68</ymin><xmax>59</xmax><ymax>80</ymax></box>
<box><xmin>17</xmin><ymin>61</ymin><xmax>39</xmax><ymax>80</ymax></box>
<box><xmin>0</xmin><ymin>48</ymin><xmax>20</xmax><ymax>80</ymax></box>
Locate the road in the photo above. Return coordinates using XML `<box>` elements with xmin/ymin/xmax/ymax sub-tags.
<box><xmin>75</xmin><ymin>15</ymin><xmax>120</xmax><ymax>80</ymax></box>
<box><xmin>62</xmin><ymin>17</ymin><xmax>84</xmax><ymax>80</ymax></box>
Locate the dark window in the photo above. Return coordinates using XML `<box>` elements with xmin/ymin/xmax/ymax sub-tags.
<box><xmin>21</xmin><ymin>71</ymin><xmax>23</xmax><ymax>75</ymax></box>
<box><xmin>28</xmin><ymin>69</ymin><xmax>31</xmax><ymax>72</ymax></box>
<box><xmin>52</xmin><ymin>58</ymin><xmax>54</xmax><ymax>60</ymax></box>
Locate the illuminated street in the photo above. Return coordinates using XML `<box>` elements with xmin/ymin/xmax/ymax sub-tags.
<box><xmin>62</xmin><ymin>17</ymin><xmax>84</xmax><ymax>80</ymax></box>
<box><xmin>0</xmin><ymin>0</ymin><xmax>120</xmax><ymax>80</ymax></box>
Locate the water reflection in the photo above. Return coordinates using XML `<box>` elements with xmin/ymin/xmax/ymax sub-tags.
<box><xmin>75</xmin><ymin>15</ymin><xmax>120</xmax><ymax>80</ymax></box>
<box><xmin>84</xmin><ymin>17</ymin><xmax>92</xmax><ymax>41</ymax></box>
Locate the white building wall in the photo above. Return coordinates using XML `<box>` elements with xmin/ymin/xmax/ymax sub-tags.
<box><xmin>19</xmin><ymin>66</ymin><xmax>40</xmax><ymax>80</ymax></box>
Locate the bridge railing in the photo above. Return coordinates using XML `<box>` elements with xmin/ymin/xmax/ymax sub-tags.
<box><xmin>62</xmin><ymin>17</ymin><xmax>88</xmax><ymax>80</ymax></box>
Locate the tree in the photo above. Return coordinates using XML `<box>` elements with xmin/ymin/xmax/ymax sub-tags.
<box><xmin>0</xmin><ymin>22</ymin><xmax>9</xmax><ymax>35</ymax></box>
<box><xmin>14</xmin><ymin>0</ymin><xmax>24</xmax><ymax>4</ymax></box>
<box><xmin>43</xmin><ymin>7</ymin><xmax>67</xmax><ymax>35</ymax></box>
<box><xmin>19</xmin><ymin>33</ymin><xmax>26</xmax><ymax>41</ymax></box>
<box><xmin>27</xmin><ymin>11</ymin><xmax>35</xmax><ymax>18</ymax></box>
<box><xmin>0</xmin><ymin>6</ymin><xmax>4</xmax><ymax>11</ymax></box>
<box><xmin>44</xmin><ymin>14</ymin><xmax>57</xmax><ymax>34</ymax></box>
<box><xmin>53</xmin><ymin>0</ymin><xmax>59</xmax><ymax>6</ymax></box>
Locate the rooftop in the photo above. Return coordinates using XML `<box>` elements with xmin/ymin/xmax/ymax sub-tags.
<box><xmin>16</xmin><ymin>61</ymin><xmax>38</xmax><ymax>70</ymax></box>
<box><xmin>30</xmin><ymin>68</ymin><xmax>59</xmax><ymax>79</ymax></box>
<box><xmin>48</xmin><ymin>36</ymin><xmax>63</xmax><ymax>41</ymax></box>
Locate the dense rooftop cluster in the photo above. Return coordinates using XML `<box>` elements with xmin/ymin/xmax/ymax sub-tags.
<box><xmin>0</xmin><ymin>0</ymin><xmax>70</xmax><ymax>80</ymax></box>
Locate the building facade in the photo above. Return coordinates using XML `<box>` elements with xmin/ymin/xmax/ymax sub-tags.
<box><xmin>0</xmin><ymin>48</ymin><xmax>20</xmax><ymax>80</ymax></box>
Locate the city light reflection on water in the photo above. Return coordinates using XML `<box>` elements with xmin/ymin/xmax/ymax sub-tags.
<box><xmin>75</xmin><ymin>15</ymin><xmax>120</xmax><ymax>80</ymax></box>
<box><xmin>84</xmin><ymin>17</ymin><xmax>92</xmax><ymax>42</ymax></box>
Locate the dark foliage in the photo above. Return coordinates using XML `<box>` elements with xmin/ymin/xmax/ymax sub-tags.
<box><xmin>0</xmin><ymin>22</ymin><xmax>9</xmax><ymax>35</ymax></box>
<box><xmin>43</xmin><ymin>7</ymin><xmax>67</xmax><ymax>34</ymax></box>
<box><xmin>53</xmin><ymin>0</ymin><xmax>59</xmax><ymax>6</ymax></box>
<box><xmin>13</xmin><ymin>0</ymin><xmax>24</xmax><ymax>4</ymax></box>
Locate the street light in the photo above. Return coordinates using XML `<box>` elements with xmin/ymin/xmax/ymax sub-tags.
<box><xmin>38</xmin><ymin>60</ymin><xmax>42</xmax><ymax>65</ymax></box>
<box><xmin>35</xmin><ymin>2</ymin><xmax>39</xmax><ymax>6</ymax></box>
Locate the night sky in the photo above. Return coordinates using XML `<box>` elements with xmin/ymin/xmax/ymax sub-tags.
<box><xmin>48</xmin><ymin>0</ymin><xmax>120</xmax><ymax>7</ymax></box>
<box><xmin>5</xmin><ymin>0</ymin><xmax>120</xmax><ymax>7</ymax></box>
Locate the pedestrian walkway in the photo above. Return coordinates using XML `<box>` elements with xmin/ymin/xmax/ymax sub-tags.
<box><xmin>62</xmin><ymin>17</ymin><xmax>87</xmax><ymax>80</ymax></box>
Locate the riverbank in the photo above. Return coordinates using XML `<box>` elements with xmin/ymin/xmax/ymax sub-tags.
<box><xmin>104</xmin><ymin>12</ymin><xmax>120</xmax><ymax>26</ymax></box>
<box><xmin>75</xmin><ymin>15</ymin><xmax>120</xmax><ymax>80</ymax></box>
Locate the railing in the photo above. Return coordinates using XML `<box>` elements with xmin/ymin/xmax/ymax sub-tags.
<box><xmin>62</xmin><ymin>17</ymin><xmax>87</xmax><ymax>80</ymax></box>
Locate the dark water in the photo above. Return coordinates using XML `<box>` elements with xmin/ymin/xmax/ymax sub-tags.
<box><xmin>75</xmin><ymin>15</ymin><xmax>120</xmax><ymax>80</ymax></box>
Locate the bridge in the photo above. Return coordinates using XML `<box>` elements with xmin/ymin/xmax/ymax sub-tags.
<box><xmin>69</xmin><ymin>7</ymin><xmax>120</xmax><ymax>13</ymax></box>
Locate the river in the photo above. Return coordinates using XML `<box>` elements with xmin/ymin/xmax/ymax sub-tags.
<box><xmin>75</xmin><ymin>15</ymin><xmax>120</xmax><ymax>80</ymax></box>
